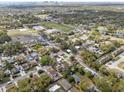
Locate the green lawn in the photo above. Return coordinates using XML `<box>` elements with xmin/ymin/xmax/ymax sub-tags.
<box><xmin>41</xmin><ymin>22</ymin><xmax>73</xmax><ymax>32</ymax></box>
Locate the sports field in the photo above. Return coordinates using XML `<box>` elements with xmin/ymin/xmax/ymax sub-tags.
<box><xmin>41</xmin><ymin>22</ymin><xmax>73</xmax><ymax>32</ymax></box>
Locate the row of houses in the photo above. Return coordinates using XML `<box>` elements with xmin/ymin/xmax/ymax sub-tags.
<box><xmin>0</xmin><ymin>45</ymin><xmax>40</xmax><ymax>80</ymax></box>
<box><xmin>97</xmin><ymin>26</ymin><xmax>124</xmax><ymax>38</ymax></box>
<box><xmin>98</xmin><ymin>46</ymin><xmax>124</xmax><ymax>64</ymax></box>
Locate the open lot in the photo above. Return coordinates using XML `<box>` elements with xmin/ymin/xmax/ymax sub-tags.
<box><xmin>7</xmin><ymin>29</ymin><xmax>39</xmax><ymax>37</ymax></box>
<box><xmin>7</xmin><ymin>29</ymin><xmax>40</xmax><ymax>42</ymax></box>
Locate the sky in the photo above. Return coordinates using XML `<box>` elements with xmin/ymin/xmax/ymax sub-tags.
<box><xmin>0</xmin><ymin>0</ymin><xmax>124</xmax><ymax>2</ymax></box>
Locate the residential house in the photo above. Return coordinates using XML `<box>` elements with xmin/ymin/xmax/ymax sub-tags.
<box><xmin>26</xmin><ymin>55</ymin><xmax>33</xmax><ymax>62</ymax></box>
<box><xmin>45</xmin><ymin>67</ymin><xmax>62</xmax><ymax>81</ymax></box>
<box><xmin>116</xmin><ymin>31</ymin><xmax>124</xmax><ymax>38</ymax></box>
<box><xmin>30</xmin><ymin>60</ymin><xmax>38</xmax><ymax>67</ymax></box>
<box><xmin>87</xmin><ymin>46</ymin><xmax>103</xmax><ymax>55</ymax></box>
<box><xmin>38</xmin><ymin>36</ymin><xmax>45</xmax><ymax>42</ymax></box>
<box><xmin>11</xmin><ymin>68</ymin><xmax>20</xmax><ymax>75</ymax></box>
<box><xmin>33</xmin><ymin>26</ymin><xmax>45</xmax><ymax>31</ymax></box>
<box><xmin>5</xmin><ymin>83</ymin><xmax>16</xmax><ymax>92</ymax></box>
<box><xmin>97</xmin><ymin>26</ymin><xmax>108</xmax><ymax>35</ymax></box>
<box><xmin>99</xmin><ymin>55</ymin><xmax>113</xmax><ymax>64</ymax></box>
<box><xmin>79</xmin><ymin>35</ymin><xmax>89</xmax><ymax>41</ymax></box>
<box><xmin>68</xmin><ymin>87</ymin><xmax>79</xmax><ymax>92</ymax></box>
<box><xmin>71</xmin><ymin>74</ymin><xmax>80</xmax><ymax>84</ymax></box>
<box><xmin>46</xmin><ymin>29</ymin><xmax>60</xmax><ymax>34</ymax></box>
<box><xmin>55</xmin><ymin>62</ymin><xmax>70</xmax><ymax>72</ymax></box>
<box><xmin>58</xmin><ymin>79</ymin><xmax>72</xmax><ymax>91</ymax></box>
<box><xmin>112</xmin><ymin>48</ymin><xmax>123</xmax><ymax>56</ymax></box>
<box><xmin>22</xmin><ymin>63</ymin><xmax>30</xmax><ymax>71</ymax></box>
<box><xmin>4</xmin><ymin>69</ymin><xmax>11</xmax><ymax>76</ymax></box>
<box><xmin>49</xmin><ymin>84</ymin><xmax>61</xmax><ymax>92</ymax></box>
<box><xmin>31</xmin><ymin>52</ymin><xmax>38</xmax><ymax>59</ymax></box>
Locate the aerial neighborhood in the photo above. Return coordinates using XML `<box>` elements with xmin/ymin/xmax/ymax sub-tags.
<box><xmin>0</xmin><ymin>1</ymin><xmax>124</xmax><ymax>92</ymax></box>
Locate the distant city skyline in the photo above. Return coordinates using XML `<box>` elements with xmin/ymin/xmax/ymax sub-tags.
<box><xmin>0</xmin><ymin>0</ymin><xmax>124</xmax><ymax>2</ymax></box>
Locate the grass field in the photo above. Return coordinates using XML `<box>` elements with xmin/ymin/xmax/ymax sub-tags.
<box><xmin>41</xmin><ymin>22</ymin><xmax>73</xmax><ymax>32</ymax></box>
<box><xmin>7</xmin><ymin>29</ymin><xmax>39</xmax><ymax>37</ymax></box>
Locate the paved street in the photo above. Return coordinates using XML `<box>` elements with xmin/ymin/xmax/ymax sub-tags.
<box><xmin>76</xmin><ymin>55</ymin><xmax>100</xmax><ymax>77</ymax></box>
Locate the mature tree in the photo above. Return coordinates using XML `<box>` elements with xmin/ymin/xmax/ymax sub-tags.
<box><xmin>50</xmin><ymin>47</ymin><xmax>60</xmax><ymax>53</ymax></box>
<box><xmin>0</xmin><ymin>31</ymin><xmax>11</xmax><ymax>44</ymax></box>
<box><xmin>3</xmin><ymin>42</ymin><xmax>23</xmax><ymax>56</ymax></box>
<box><xmin>78</xmin><ymin>68</ymin><xmax>85</xmax><ymax>75</ymax></box>
<box><xmin>18</xmin><ymin>78</ymin><xmax>31</xmax><ymax>92</ymax></box>
<box><xmin>80</xmin><ymin>50</ymin><xmax>97</xmax><ymax>62</ymax></box>
<box><xmin>93</xmin><ymin>77</ymin><xmax>112</xmax><ymax>92</ymax></box>
<box><xmin>78</xmin><ymin>76</ymin><xmax>93</xmax><ymax>92</ymax></box>
<box><xmin>100</xmin><ymin>43</ymin><xmax>115</xmax><ymax>53</ymax></box>
<box><xmin>38</xmin><ymin>70</ymin><xmax>44</xmax><ymax>74</ymax></box>
<box><xmin>60</xmin><ymin>41</ymin><xmax>69</xmax><ymax>50</ymax></box>
<box><xmin>5</xmin><ymin>61</ymin><xmax>14</xmax><ymax>70</ymax></box>
<box><xmin>70</xmin><ymin>55</ymin><xmax>76</xmax><ymax>62</ymax></box>
<box><xmin>112</xmin><ymin>79</ymin><xmax>124</xmax><ymax>92</ymax></box>
<box><xmin>69</xmin><ymin>45</ymin><xmax>77</xmax><ymax>54</ymax></box>
<box><xmin>85</xmin><ymin>71</ymin><xmax>93</xmax><ymax>79</ymax></box>
<box><xmin>55</xmin><ymin>37</ymin><xmax>62</xmax><ymax>43</ymax></box>
<box><xmin>99</xmin><ymin>66</ymin><xmax>109</xmax><ymax>76</ymax></box>
<box><xmin>40</xmin><ymin>55</ymin><xmax>55</xmax><ymax>66</ymax></box>
<box><xmin>0</xmin><ymin>45</ymin><xmax>3</xmax><ymax>53</ymax></box>
<box><xmin>68</xmin><ymin>76</ymin><xmax>75</xmax><ymax>83</ymax></box>
<box><xmin>8</xmin><ymin>74</ymin><xmax>52</xmax><ymax>92</ymax></box>
<box><xmin>107</xmin><ymin>75</ymin><xmax>118</xmax><ymax>86</ymax></box>
<box><xmin>0</xmin><ymin>70</ymin><xmax>4</xmax><ymax>81</ymax></box>
<box><xmin>78</xmin><ymin>80</ymin><xmax>89</xmax><ymax>91</ymax></box>
<box><xmin>33</xmin><ymin>43</ymin><xmax>42</xmax><ymax>50</ymax></box>
<box><xmin>74</xmin><ymin>40</ymin><xmax>82</xmax><ymax>46</ymax></box>
<box><xmin>62</xmin><ymin>71</ymin><xmax>68</xmax><ymax>78</ymax></box>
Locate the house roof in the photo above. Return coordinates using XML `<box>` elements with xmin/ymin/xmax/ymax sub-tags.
<box><xmin>71</xmin><ymin>74</ymin><xmax>80</xmax><ymax>83</ymax></box>
<box><xmin>33</xmin><ymin>26</ymin><xmax>45</xmax><ymax>31</ymax></box>
<box><xmin>22</xmin><ymin>63</ymin><xmax>30</xmax><ymax>70</ymax></box>
<box><xmin>11</xmin><ymin>68</ymin><xmax>20</xmax><ymax>74</ymax></box>
<box><xmin>48</xmin><ymin>69</ymin><xmax>58</xmax><ymax>77</ymax></box>
<box><xmin>67</xmin><ymin>49</ymin><xmax>71</xmax><ymax>53</ymax></box>
<box><xmin>97</xmin><ymin>26</ymin><xmax>108</xmax><ymax>31</ymax></box>
<box><xmin>68</xmin><ymin>87</ymin><xmax>79</xmax><ymax>92</ymax></box>
<box><xmin>31</xmin><ymin>52</ymin><xmax>38</xmax><ymax>57</ymax></box>
<box><xmin>26</xmin><ymin>55</ymin><xmax>33</xmax><ymax>61</ymax></box>
<box><xmin>58</xmin><ymin>79</ymin><xmax>72</xmax><ymax>91</ymax></box>
<box><xmin>49</xmin><ymin>84</ymin><xmax>61</xmax><ymax>92</ymax></box>
<box><xmin>75</xmin><ymin>46</ymin><xmax>80</xmax><ymax>49</ymax></box>
<box><xmin>46</xmin><ymin>29</ymin><xmax>59</xmax><ymax>34</ymax></box>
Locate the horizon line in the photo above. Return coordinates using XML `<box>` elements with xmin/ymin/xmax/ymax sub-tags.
<box><xmin>0</xmin><ymin>0</ymin><xmax>124</xmax><ymax>3</ymax></box>
<box><xmin>0</xmin><ymin>1</ymin><xmax>124</xmax><ymax>3</ymax></box>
